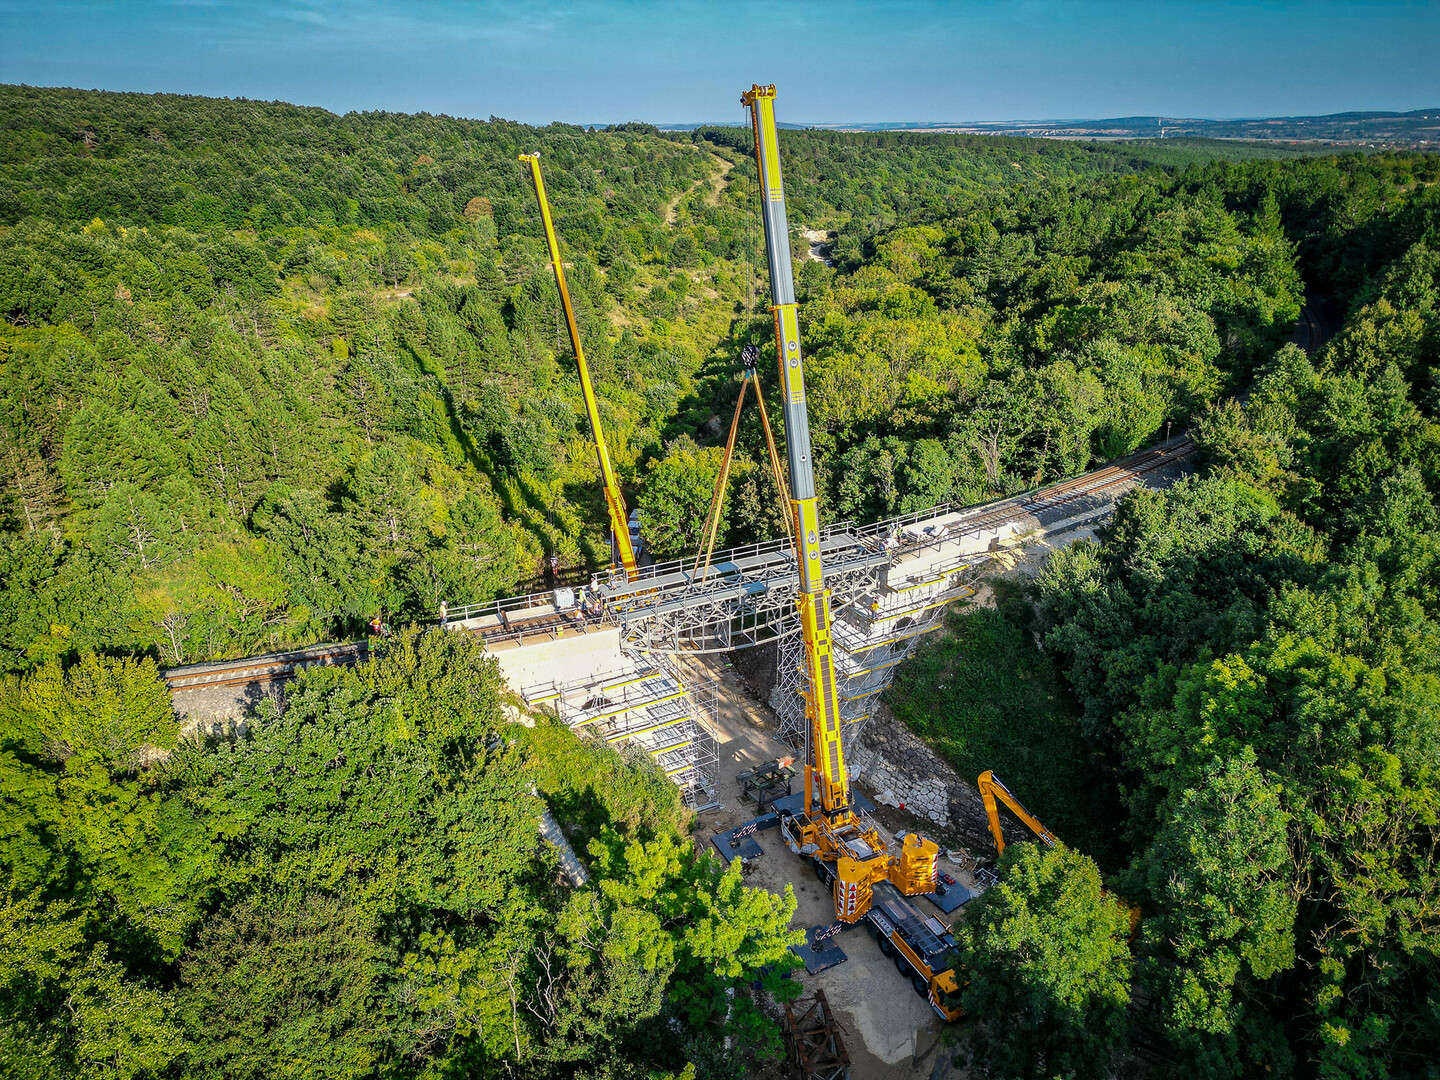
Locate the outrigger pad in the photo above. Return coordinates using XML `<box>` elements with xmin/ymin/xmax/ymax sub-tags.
<box><xmin>925</xmin><ymin>881</ymin><xmax>972</xmax><ymax>913</ymax></box>
<box><xmin>769</xmin><ymin>790</ymin><xmax>876</xmax><ymax>816</ymax></box>
<box><xmin>711</xmin><ymin>830</ymin><xmax>764</xmax><ymax>864</ymax></box>
<box><xmin>791</xmin><ymin>925</ymin><xmax>848</xmax><ymax>974</ymax></box>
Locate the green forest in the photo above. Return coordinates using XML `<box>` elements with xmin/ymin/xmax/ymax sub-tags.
<box><xmin>2</xmin><ymin>84</ymin><xmax>1439</xmax><ymax>1078</ymax></box>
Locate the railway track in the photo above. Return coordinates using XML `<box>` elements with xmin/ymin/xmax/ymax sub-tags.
<box><xmin>163</xmin><ymin>641</ymin><xmax>367</xmax><ymax>692</ymax></box>
<box><xmin>911</xmin><ymin>435</ymin><xmax>1197</xmax><ymax>542</ymax></box>
<box><xmin>163</xmin><ymin>435</ymin><xmax>1196</xmax><ymax>693</ymax></box>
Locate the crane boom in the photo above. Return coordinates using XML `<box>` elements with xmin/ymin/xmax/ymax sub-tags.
<box><xmin>743</xmin><ymin>85</ymin><xmax>938</xmax><ymax>926</ymax></box>
<box><xmin>742</xmin><ymin>84</ymin><xmax>849</xmax><ymax>816</ymax></box>
<box><xmin>518</xmin><ymin>152</ymin><xmax>639</xmax><ymax>581</ymax></box>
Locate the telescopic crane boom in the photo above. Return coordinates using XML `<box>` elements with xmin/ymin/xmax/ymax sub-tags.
<box><xmin>741</xmin><ymin>85</ymin><xmax>849</xmax><ymax>818</ymax></box>
<box><xmin>519</xmin><ymin>152</ymin><xmax>639</xmax><ymax>581</ymax></box>
<box><xmin>743</xmin><ymin>84</ymin><xmax>937</xmax><ymax>923</ymax></box>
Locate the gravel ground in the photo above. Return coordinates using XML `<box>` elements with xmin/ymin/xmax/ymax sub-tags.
<box><xmin>685</xmin><ymin>652</ymin><xmax>971</xmax><ymax>1079</ymax></box>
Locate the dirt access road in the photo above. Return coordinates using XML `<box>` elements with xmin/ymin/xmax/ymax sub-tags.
<box><xmin>665</xmin><ymin>152</ymin><xmax>734</xmax><ymax>226</ymax></box>
<box><xmin>801</xmin><ymin>228</ymin><xmax>836</xmax><ymax>267</ymax></box>
<box><xmin>682</xmin><ymin>653</ymin><xmax>968</xmax><ymax>1079</ymax></box>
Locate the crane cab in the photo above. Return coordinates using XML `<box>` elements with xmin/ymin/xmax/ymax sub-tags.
<box><xmin>781</xmin><ymin>809</ymin><xmax>892</xmax><ymax>921</ymax></box>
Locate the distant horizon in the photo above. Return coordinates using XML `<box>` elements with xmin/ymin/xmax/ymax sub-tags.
<box><xmin>651</xmin><ymin>108</ymin><xmax>1440</xmax><ymax>130</ymax></box>
<box><xmin>1</xmin><ymin>1</ymin><xmax>1435</xmax><ymax>127</ymax></box>
<box><xmin>5</xmin><ymin>81</ymin><xmax>1437</xmax><ymax>134</ymax></box>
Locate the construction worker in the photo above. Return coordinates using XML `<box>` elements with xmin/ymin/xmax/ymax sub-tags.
<box><xmin>438</xmin><ymin>601</ymin><xmax>448</xmax><ymax>629</ymax></box>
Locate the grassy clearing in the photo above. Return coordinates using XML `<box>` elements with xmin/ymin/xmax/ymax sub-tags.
<box><xmin>885</xmin><ymin>591</ymin><xmax>1123</xmax><ymax>867</ymax></box>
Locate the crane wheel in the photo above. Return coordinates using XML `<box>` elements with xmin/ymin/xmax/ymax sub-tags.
<box><xmin>911</xmin><ymin>973</ymin><xmax>928</xmax><ymax>997</ymax></box>
<box><xmin>894</xmin><ymin>954</ymin><xmax>909</xmax><ymax>975</ymax></box>
<box><xmin>877</xmin><ymin>934</ymin><xmax>894</xmax><ymax>957</ymax></box>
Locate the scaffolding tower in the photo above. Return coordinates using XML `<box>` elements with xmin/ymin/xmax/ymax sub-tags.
<box><xmin>520</xmin><ymin>656</ymin><xmax>722</xmax><ymax>812</ymax></box>
<box><xmin>772</xmin><ymin>507</ymin><xmax>995</xmax><ymax>751</ymax></box>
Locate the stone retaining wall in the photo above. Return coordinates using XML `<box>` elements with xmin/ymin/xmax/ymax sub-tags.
<box><xmin>848</xmin><ymin>703</ymin><xmax>1017</xmax><ymax>854</ymax></box>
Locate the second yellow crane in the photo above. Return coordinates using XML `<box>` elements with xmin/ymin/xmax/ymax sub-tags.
<box><xmin>519</xmin><ymin>152</ymin><xmax>639</xmax><ymax>582</ymax></box>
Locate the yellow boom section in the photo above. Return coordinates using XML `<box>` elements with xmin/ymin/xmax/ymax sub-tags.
<box><xmin>741</xmin><ymin>84</ymin><xmax>849</xmax><ymax>816</ymax></box>
<box><xmin>976</xmin><ymin>770</ymin><xmax>1060</xmax><ymax>855</ymax></box>
<box><xmin>519</xmin><ymin>153</ymin><xmax>639</xmax><ymax>581</ymax></box>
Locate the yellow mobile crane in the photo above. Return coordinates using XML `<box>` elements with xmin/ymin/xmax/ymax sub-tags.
<box><xmin>519</xmin><ymin>152</ymin><xmax>639</xmax><ymax>581</ymax></box>
<box><xmin>742</xmin><ymin>85</ymin><xmax>937</xmax><ymax>924</ymax></box>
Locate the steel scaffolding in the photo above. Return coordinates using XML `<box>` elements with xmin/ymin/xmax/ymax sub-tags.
<box><xmin>520</xmin><ymin>657</ymin><xmax>721</xmax><ymax>812</ymax></box>
<box><xmin>772</xmin><ymin>545</ymin><xmax>988</xmax><ymax>752</ymax></box>
<box><xmin>449</xmin><ymin>438</ymin><xmax>1197</xmax><ymax>810</ymax></box>
<box><xmin>590</xmin><ymin>527</ymin><xmax>890</xmax><ymax>655</ymax></box>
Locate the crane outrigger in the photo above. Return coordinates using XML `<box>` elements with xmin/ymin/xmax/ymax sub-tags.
<box><xmin>519</xmin><ymin>152</ymin><xmax>640</xmax><ymax>582</ymax></box>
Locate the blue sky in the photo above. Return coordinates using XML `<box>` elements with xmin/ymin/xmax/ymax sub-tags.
<box><xmin>1</xmin><ymin>0</ymin><xmax>1437</xmax><ymax>125</ymax></box>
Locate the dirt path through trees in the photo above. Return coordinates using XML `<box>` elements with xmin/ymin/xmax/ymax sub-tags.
<box><xmin>664</xmin><ymin>152</ymin><xmax>732</xmax><ymax>225</ymax></box>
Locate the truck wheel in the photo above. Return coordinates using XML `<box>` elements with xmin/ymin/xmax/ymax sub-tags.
<box><xmin>877</xmin><ymin>933</ymin><xmax>894</xmax><ymax>957</ymax></box>
<box><xmin>814</xmin><ymin>860</ymin><xmax>827</xmax><ymax>884</ymax></box>
<box><xmin>912</xmin><ymin>973</ymin><xmax>928</xmax><ymax>997</ymax></box>
<box><xmin>894</xmin><ymin>954</ymin><xmax>908</xmax><ymax>975</ymax></box>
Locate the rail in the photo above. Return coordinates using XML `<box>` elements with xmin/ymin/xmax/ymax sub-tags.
<box><xmin>163</xmin><ymin>430</ymin><xmax>1196</xmax><ymax>693</ymax></box>
<box><xmin>449</xmin><ymin>432</ymin><xmax>1194</xmax><ymax>648</ymax></box>
<box><xmin>163</xmin><ymin>641</ymin><xmax>367</xmax><ymax>691</ymax></box>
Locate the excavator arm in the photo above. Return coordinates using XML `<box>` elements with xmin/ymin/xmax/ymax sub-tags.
<box><xmin>976</xmin><ymin>770</ymin><xmax>1059</xmax><ymax>855</ymax></box>
<box><xmin>519</xmin><ymin>153</ymin><xmax>639</xmax><ymax>581</ymax></box>
<box><xmin>977</xmin><ymin>770</ymin><xmax>1139</xmax><ymax>933</ymax></box>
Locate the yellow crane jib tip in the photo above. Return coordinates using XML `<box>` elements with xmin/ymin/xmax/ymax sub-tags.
<box><xmin>741</xmin><ymin>84</ymin><xmax>776</xmax><ymax>106</ymax></box>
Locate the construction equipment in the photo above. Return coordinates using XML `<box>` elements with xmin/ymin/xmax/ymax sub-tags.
<box><xmin>741</xmin><ymin>83</ymin><xmax>937</xmax><ymax>923</ymax></box>
<box><xmin>518</xmin><ymin>152</ymin><xmax>639</xmax><ymax>581</ymax></box>
<box><xmin>736</xmin><ymin>757</ymin><xmax>796</xmax><ymax>811</ymax></box>
<box><xmin>976</xmin><ymin>769</ymin><xmax>1059</xmax><ymax>855</ymax></box>
<box><xmin>692</xmin><ymin>344</ymin><xmax>795</xmax><ymax>583</ymax></box>
<box><xmin>783</xmin><ymin>989</ymin><xmax>851</xmax><ymax>1080</ymax></box>
<box><xmin>867</xmin><ymin>878</ymin><xmax>965</xmax><ymax>1021</ymax></box>
<box><xmin>977</xmin><ymin>769</ymin><xmax>1141</xmax><ymax>932</ymax></box>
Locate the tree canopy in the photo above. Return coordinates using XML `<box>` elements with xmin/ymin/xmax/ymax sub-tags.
<box><xmin>1</xmin><ymin>629</ymin><xmax>802</xmax><ymax>1079</ymax></box>
<box><xmin>5</xmin><ymin>82</ymin><xmax>1440</xmax><ymax>1078</ymax></box>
